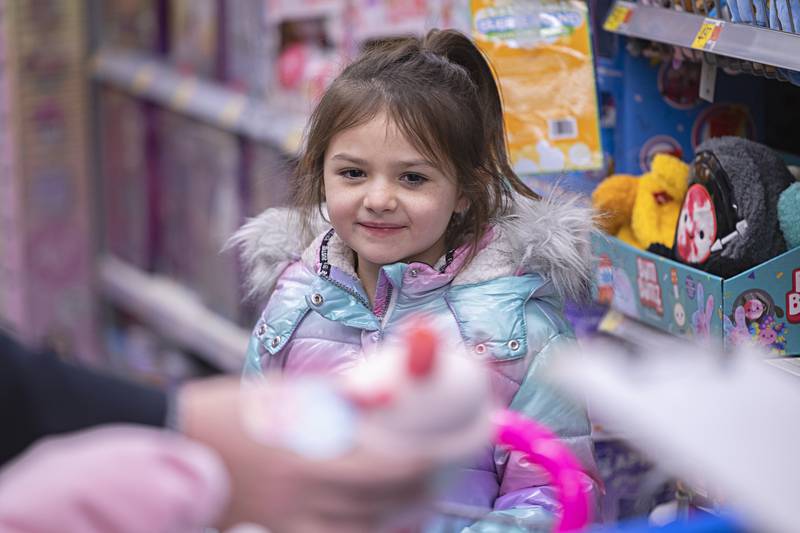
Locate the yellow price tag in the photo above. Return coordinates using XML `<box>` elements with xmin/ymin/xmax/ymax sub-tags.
<box><xmin>219</xmin><ymin>95</ymin><xmax>246</xmax><ymax>128</ymax></box>
<box><xmin>599</xmin><ymin>310</ymin><xmax>624</xmax><ymax>334</ymax></box>
<box><xmin>691</xmin><ymin>19</ymin><xmax>724</xmax><ymax>50</ymax></box>
<box><xmin>132</xmin><ymin>65</ymin><xmax>155</xmax><ymax>94</ymax></box>
<box><xmin>603</xmin><ymin>4</ymin><xmax>632</xmax><ymax>32</ymax></box>
<box><xmin>171</xmin><ymin>78</ymin><xmax>197</xmax><ymax>110</ymax></box>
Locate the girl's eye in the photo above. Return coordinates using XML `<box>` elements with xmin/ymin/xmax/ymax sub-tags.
<box><xmin>401</xmin><ymin>173</ymin><xmax>428</xmax><ymax>186</ymax></box>
<box><xmin>340</xmin><ymin>169</ymin><xmax>365</xmax><ymax>179</ymax></box>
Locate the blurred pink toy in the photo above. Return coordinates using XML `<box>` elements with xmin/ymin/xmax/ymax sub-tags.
<box><xmin>357</xmin><ymin>323</ymin><xmax>593</xmax><ymax>532</ymax></box>
<box><xmin>493</xmin><ymin>410</ymin><xmax>591</xmax><ymax>532</ymax></box>
<box><xmin>246</xmin><ymin>321</ymin><xmax>593</xmax><ymax>531</ymax></box>
<box><xmin>0</xmin><ymin>426</ymin><xmax>229</xmax><ymax>533</ymax></box>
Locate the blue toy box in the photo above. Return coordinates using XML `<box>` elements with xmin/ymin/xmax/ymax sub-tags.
<box><xmin>593</xmin><ymin>235</ymin><xmax>800</xmax><ymax>356</ymax></box>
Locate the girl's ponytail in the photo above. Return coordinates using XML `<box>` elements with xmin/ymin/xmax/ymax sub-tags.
<box><xmin>422</xmin><ymin>30</ymin><xmax>540</xmax><ymax>203</ymax></box>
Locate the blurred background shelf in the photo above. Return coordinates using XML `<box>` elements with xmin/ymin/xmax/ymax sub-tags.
<box><xmin>603</xmin><ymin>0</ymin><xmax>800</xmax><ymax>72</ymax></box>
<box><xmin>91</xmin><ymin>48</ymin><xmax>306</xmax><ymax>153</ymax></box>
<box><xmin>98</xmin><ymin>255</ymin><xmax>249</xmax><ymax>372</ymax></box>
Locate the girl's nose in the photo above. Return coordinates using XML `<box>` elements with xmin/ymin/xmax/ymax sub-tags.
<box><xmin>363</xmin><ymin>179</ymin><xmax>398</xmax><ymax>213</ymax></box>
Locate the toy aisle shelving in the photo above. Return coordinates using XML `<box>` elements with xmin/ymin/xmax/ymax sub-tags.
<box><xmin>87</xmin><ymin>1</ymin><xmax>467</xmax><ymax>376</ymax></box>
<box><xmin>97</xmin><ymin>255</ymin><xmax>247</xmax><ymax>372</ymax></box>
<box><xmin>91</xmin><ymin>48</ymin><xmax>306</xmax><ymax>153</ymax></box>
<box><xmin>603</xmin><ymin>0</ymin><xmax>800</xmax><ymax>77</ymax></box>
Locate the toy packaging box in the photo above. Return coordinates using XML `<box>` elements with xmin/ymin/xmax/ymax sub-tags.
<box><xmin>169</xmin><ymin>0</ymin><xmax>219</xmax><ymax>78</ymax></box>
<box><xmin>155</xmin><ymin>110</ymin><xmax>193</xmax><ymax>288</ymax></box>
<box><xmin>243</xmin><ymin>141</ymin><xmax>292</xmax><ymax>216</ymax></box>
<box><xmin>266</xmin><ymin>0</ymin><xmax>347</xmax><ymax>115</ymax></box>
<box><xmin>0</xmin><ymin>1</ymin><xmax>97</xmax><ymax>359</ymax></box>
<box><xmin>472</xmin><ymin>0</ymin><xmax>603</xmax><ymax>176</ymax></box>
<box><xmin>99</xmin><ymin>0</ymin><xmax>160</xmax><ymax>53</ymax></box>
<box><xmin>99</xmin><ymin>88</ymin><xmax>151</xmax><ymax>270</ymax></box>
<box><xmin>593</xmin><ymin>235</ymin><xmax>800</xmax><ymax>356</ymax></box>
<box><xmin>350</xmin><ymin>0</ymin><xmax>470</xmax><ymax>43</ymax></box>
<box><xmin>616</xmin><ymin>50</ymin><xmax>765</xmax><ymax>174</ymax></box>
<box><xmin>222</xmin><ymin>0</ymin><xmax>276</xmax><ymax>98</ymax></box>
<box><xmin>155</xmin><ymin>111</ymin><xmax>243</xmax><ymax>324</ymax></box>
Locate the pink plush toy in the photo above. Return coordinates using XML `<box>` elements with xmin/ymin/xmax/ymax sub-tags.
<box><xmin>246</xmin><ymin>321</ymin><xmax>592</xmax><ymax>531</ymax></box>
<box><xmin>0</xmin><ymin>426</ymin><xmax>230</xmax><ymax>533</ymax></box>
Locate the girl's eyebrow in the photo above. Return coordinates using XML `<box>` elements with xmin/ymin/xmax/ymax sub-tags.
<box><xmin>330</xmin><ymin>153</ymin><xmax>435</xmax><ymax>169</ymax></box>
<box><xmin>397</xmin><ymin>158</ymin><xmax>436</xmax><ymax>168</ymax></box>
<box><xmin>331</xmin><ymin>153</ymin><xmax>368</xmax><ymax>165</ymax></box>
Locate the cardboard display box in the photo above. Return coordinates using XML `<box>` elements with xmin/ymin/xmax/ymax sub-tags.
<box><xmin>593</xmin><ymin>235</ymin><xmax>800</xmax><ymax>356</ymax></box>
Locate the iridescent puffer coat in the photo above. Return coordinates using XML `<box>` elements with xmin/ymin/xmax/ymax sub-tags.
<box><xmin>232</xmin><ymin>193</ymin><xmax>601</xmax><ymax>531</ymax></box>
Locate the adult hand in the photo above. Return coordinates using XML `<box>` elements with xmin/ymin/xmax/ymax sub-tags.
<box><xmin>179</xmin><ymin>377</ymin><xmax>435</xmax><ymax>532</ymax></box>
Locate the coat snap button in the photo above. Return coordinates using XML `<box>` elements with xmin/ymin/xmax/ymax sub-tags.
<box><xmin>474</xmin><ymin>343</ymin><xmax>487</xmax><ymax>355</ymax></box>
<box><xmin>256</xmin><ymin>323</ymin><xmax>267</xmax><ymax>337</ymax></box>
<box><xmin>270</xmin><ymin>336</ymin><xmax>281</xmax><ymax>348</ymax></box>
<box><xmin>508</xmin><ymin>339</ymin><xmax>520</xmax><ymax>351</ymax></box>
<box><xmin>310</xmin><ymin>293</ymin><xmax>324</xmax><ymax>306</ymax></box>
<box><xmin>409</xmin><ymin>268</ymin><xmax>418</xmax><ymax>278</ymax></box>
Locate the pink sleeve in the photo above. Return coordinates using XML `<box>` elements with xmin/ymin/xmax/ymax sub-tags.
<box><xmin>0</xmin><ymin>426</ymin><xmax>230</xmax><ymax>533</ymax></box>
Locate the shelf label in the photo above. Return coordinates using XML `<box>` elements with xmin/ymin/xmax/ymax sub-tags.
<box><xmin>219</xmin><ymin>95</ymin><xmax>246</xmax><ymax>128</ymax></box>
<box><xmin>691</xmin><ymin>19</ymin><xmax>724</xmax><ymax>51</ymax></box>
<box><xmin>699</xmin><ymin>59</ymin><xmax>717</xmax><ymax>103</ymax></box>
<box><xmin>603</xmin><ymin>3</ymin><xmax>633</xmax><ymax>32</ymax></box>
<box><xmin>171</xmin><ymin>78</ymin><xmax>197</xmax><ymax>111</ymax></box>
<box><xmin>132</xmin><ymin>65</ymin><xmax>155</xmax><ymax>94</ymax></box>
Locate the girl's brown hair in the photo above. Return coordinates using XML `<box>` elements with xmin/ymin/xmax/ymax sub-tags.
<box><xmin>292</xmin><ymin>28</ymin><xmax>539</xmax><ymax>266</ymax></box>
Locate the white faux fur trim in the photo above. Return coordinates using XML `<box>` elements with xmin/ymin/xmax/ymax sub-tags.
<box><xmin>226</xmin><ymin>207</ymin><xmax>328</xmax><ymax>300</ymax></box>
<box><xmin>231</xmin><ymin>192</ymin><xmax>596</xmax><ymax>301</ymax></box>
<box><xmin>300</xmin><ymin>231</ymin><xmax>357</xmax><ymax>279</ymax></box>
<box><xmin>454</xmin><ymin>192</ymin><xmax>596</xmax><ymax>301</ymax></box>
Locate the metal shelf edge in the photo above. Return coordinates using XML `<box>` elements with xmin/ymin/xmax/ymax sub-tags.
<box><xmin>605</xmin><ymin>1</ymin><xmax>800</xmax><ymax>72</ymax></box>
<box><xmin>90</xmin><ymin>49</ymin><xmax>305</xmax><ymax>153</ymax></box>
<box><xmin>98</xmin><ymin>255</ymin><xmax>248</xmax><ymax>373</ymax></box>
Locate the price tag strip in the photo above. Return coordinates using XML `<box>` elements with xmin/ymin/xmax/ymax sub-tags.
<box><xmin>603</xmin><ymin>2</ymin><xmax>634</xmax><ymax>32</ymax></box>
<box><xmin>691</xmin><ymin>19</ymin><xmax>725</xmax><ymax>51</ymax></box>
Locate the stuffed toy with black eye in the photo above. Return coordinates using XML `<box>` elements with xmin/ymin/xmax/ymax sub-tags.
<box><xmin>671</xmin><ymin>137</ymin><xmax>795</xmax><ymax>278</ymax></box>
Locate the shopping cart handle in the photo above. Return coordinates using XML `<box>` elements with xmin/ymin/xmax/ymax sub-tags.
<box><xmin>493</xmin><ymin>409</ymin><xmax>591</xmax><ymax>532</ymax></box>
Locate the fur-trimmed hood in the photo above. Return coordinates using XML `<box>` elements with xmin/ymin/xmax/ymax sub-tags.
<box><xmin>229</xmin><ymin>192</ymin><xmax>596</xmax><ymax>302</ymax></box>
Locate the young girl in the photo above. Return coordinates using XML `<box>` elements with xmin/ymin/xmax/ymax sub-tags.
<box><xmin>233</xmin><ymin>29</ymin><xmax>600</xmax><ymax>531</ymax></box>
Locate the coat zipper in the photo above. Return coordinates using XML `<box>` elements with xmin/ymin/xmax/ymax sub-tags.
<box><xmin>322</xmin><ymin>275</ymin><xmax>372</xmax><ymax>311</ymax></box>
<box><xmin>379</xmin><ymin>283</ymin><xmax>398</xmax><ymax>329</ymax></box>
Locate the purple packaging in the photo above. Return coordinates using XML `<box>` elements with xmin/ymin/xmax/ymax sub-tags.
<box><xmin>156</xmin><ymin>112</ymin><xmax>244</xmax><ymax>323</ymax></box>
<box><xmin>100</xmin><ymin>88</ymin><xmax>151</xmax><ymax>269</ymax></box>
<box><xmin>100</xmin><ymin>0</ymin><xmax>160</xmax><ymax>52</ymax></box>
<box><xmin>222</xmin><ymin>0</ymin><xmax>276</xmax><ymax>97</ymax></box>
<box><xmin>243</xmin><ymin>141</ymin><xmax>292</xmax><ymax>216</ymax></box>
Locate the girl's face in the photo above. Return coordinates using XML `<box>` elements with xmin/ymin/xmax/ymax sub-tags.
<box><xmin>323</xmin><ymin>113</ymin><xmax>467</xmax><ymax>271</ymax></box>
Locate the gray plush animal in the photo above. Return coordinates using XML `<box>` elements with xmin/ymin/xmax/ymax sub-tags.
<box><xmin>673</xmin><ymin>137</ymin><xmax>795</xmax><ymax>278</ymax></box>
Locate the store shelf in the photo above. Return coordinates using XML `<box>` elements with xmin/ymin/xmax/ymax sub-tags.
<box><xmin>98</xmin><ymin>255</ymin><xmax>249</xmax><ymax>373</ymax></box>
<box><xmin>603</xmin><ymin>1</ymin><xmax>800</xmax><ymax>72</ymax></box>
<box><xmin>91</xmin><ymin>48</ymin><xmax>306</xmax><ymax>153</ymax></box>
<box><xmin>765</xmin><ymin>357</ymin><xmax>800</xmax><ymax>379</ymax></box>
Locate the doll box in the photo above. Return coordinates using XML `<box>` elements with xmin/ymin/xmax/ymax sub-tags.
<box><xmin>592</xmin><ymin>235</ymin><xmax>800</xmax><ymax>356</ymax></box>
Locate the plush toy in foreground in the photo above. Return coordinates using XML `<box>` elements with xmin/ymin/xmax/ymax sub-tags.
<box><xmin>245</xmin><ymin>322</ymin><xmax>592</xmax><ymax>532</ymax></box>
<box><xmin>592</xmin><ymin>153</ymin><xmax>690</xmax><ymax>250</ymax></box>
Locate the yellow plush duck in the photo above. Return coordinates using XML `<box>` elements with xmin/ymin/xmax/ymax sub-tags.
<box><xmin>592</xmin><ymin>153</ymin><xmax>690</xmax><ymax>250</ymax></box>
